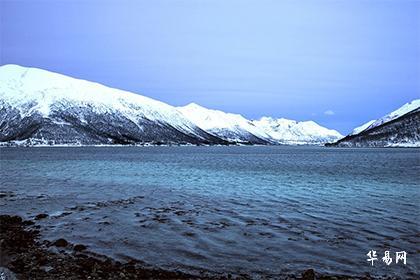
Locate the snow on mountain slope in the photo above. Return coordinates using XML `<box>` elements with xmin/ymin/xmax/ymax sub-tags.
<box><xmin>0</xmin><ymin>64</ymin><xmax>344</xmax><ymax>146</ymax></box>
<box><xmin>177</xmin><ymin>103</ymin><xmax>271</xmax><ymax>144</ymax></box>
<box><xmin>1</xmin><ymin>64</ymin><xmax>198</xmax><ymax>134</ymax></box>
<box><xmin>252</xmin><ymin>117</ymin><xmax>343</xmax><ymax>145</ymax></box>
<box><xmin>178</xmin><ymin>103</ymin><xmax>343</xmax><ymax>145</ymax></box>
<box><xmin>327</xmin><ymin>107</ymin><xmax>420</xmax><ymax>147</ymax></box>
<box><xmin>361</xmin><ymin>99</ymin><xmax>420</xmax><ymax>132</ymax></box>
<box><xmin>327</xmin><ymin>99</ymin><xmax>420</xmax><ymax>147</ymax></box>
<box><xmin>0</xmin><ymin>64</ymin><xmax>225</xmax><ymax>145</ymax></box>
<box><xmin>350</xmin><ymin>120</ymin><xmax>376</xmax><ymax>135</ymax></box>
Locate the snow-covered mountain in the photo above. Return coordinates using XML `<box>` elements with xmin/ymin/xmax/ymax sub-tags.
<box><xmin>0</xmin><ymin>64</ymin><xmax>226</xmax><ymax>145</ymax></box>
<box><xmin>252</xmin><ymin>117</ymin><xmax>343</xmax><ymax>145</ymax></box>
<box><xmin>351</xmin><ymin>100</ymin><xmax>420</xmax><ymax>136</ymax></box>
<box><xmin>177</xmin><ymin>103</ymin><xmax>272</xmax><ymax>144</ymax></box>
<box><xmin>178</xmin><ymin>104</ymin><xmax>343</xmax><ymax>145</ymax></box>
<box><xmin>328</xmin><ymin>99</ymin><xmax>420</xmax><ymax>147</ymax></box>
<box><xmin>0</xmin><ymin>64</ymin><xmax>343</xmax><ymax>146</ymax></box>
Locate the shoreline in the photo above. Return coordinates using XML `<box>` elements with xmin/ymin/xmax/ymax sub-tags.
<box><xmin>1</xmin><ymin>144</ymin><xmax>419</xmax><ymax>149</ymax></box>
<box><xmin>0</xmin><ymin>215</ymin><xmax>220</xmax><ymax>280</ymax></box>
<box><xmin>0</xmin><ymin>215</ymin><xmax>393</xmax><ymax>280</ymax></box>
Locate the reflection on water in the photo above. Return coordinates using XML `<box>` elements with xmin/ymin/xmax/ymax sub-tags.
<box><xmin>0</xmin><ymin>146</ymin><xmax>419</xmax><ymax>278</ymax></box>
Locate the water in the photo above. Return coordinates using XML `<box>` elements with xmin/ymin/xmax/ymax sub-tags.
<box><xmin>0</xmin><ymin>146</ymin><xmax>419</xmax><ymax>278</ymax></box>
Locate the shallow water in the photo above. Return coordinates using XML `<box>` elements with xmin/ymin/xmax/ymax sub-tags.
<box><xmin>0</xmin><ymin>146</ymin><xmax>419</xmax><ymax>278</ymax></box>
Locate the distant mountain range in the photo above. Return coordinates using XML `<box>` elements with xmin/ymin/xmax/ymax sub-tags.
<box><xmin>1</xmin><ymin>64</ymin><xmax>418</xmax><ymax>147</ymax></box>
<box><xmin>326</xmin><ymin>100</ymin><xmax>420</xmax><ymax>147</ymax></box>
<box><xmin>178</xmin><ymin>103</ymin><xmax>342</xmax><ymax>145</ymax></box>
<box><xmin>0</xmin><ymin>64</ymin><xmax>343</xmax><ymax>146</ymax></box>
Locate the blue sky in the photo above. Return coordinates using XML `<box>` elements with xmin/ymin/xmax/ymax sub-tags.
<box><xmin>1</xmin><ymin>0</ymin><xmax>419</xmax><ymax>134</ymax></box>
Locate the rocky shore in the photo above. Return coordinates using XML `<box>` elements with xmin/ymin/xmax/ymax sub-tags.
<box><xmin>0</xmin><ymin>215</ymin><xmax>214</xmax><ymax>280</ymax></box>
<box><xmin>0</xmin><ymin>215</ymin><xmax>394</xmax><ymax>280</ymax></box>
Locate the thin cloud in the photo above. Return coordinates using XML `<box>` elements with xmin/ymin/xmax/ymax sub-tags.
<box><xmin>324</xmin><ymin>110</ymin><xmax>335</xmax><ymax>116</ymax></box>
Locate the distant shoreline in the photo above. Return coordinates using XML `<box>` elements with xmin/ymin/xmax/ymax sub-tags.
<box><xmin>1</xmin><ymin>143</ymin><xmax>419</xmax><ymax>148</ymax></box>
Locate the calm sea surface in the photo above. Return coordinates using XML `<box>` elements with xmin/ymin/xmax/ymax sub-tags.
<box><xmin>0</xmin><ymin>146</ymin><xmax>419</xmax><ymax>278</ymax></box>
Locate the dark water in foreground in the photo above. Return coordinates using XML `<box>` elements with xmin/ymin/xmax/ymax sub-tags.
<box><xmin>0</xmin><ymin>146</ymin><xmax>419</xmax><ymax>278</ymax></box>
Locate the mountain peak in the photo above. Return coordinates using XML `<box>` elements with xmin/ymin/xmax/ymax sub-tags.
<box><xmin>0</xmin><ymin>63</ymin><xmax>29</xmax><ymax>72</ymax></box>
<box><xmin>183</xmin><ymin>102</ymin><xmax>207</xmax><ymax>110</ymax></box>
<box><xmin>0</xmin><ymin>64</ymin><xmax>30</xmax><ymax>80</ymax></box>
<box><xmin>0</xmin><ymin>64</ymin><xmax>67</xmax><ymax>81</ymax></box>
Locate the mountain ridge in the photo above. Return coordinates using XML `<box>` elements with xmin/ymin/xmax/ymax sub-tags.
<box><xmin>4</xmin><ymin>64</ymin><xmax>416</xmax><ymax>147</ymax></box>
<box><xmin>0</xmin><ymin>64</ymin><xmax>227</xmax><ymax>145</ymax></box>
<box><xmin>327</xmin><ymin>100</ymin><xmax>420</xmax><ymax>147</ymax></box>
<box><xmin>0</xmin><ymin>64</ymin><xmax>344</xmax><ymax>146</ymax></box>
<box><xmin>177</xmin><ymin>103</ymin><xmax>343</xmax><ymax>145</ymax></box>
